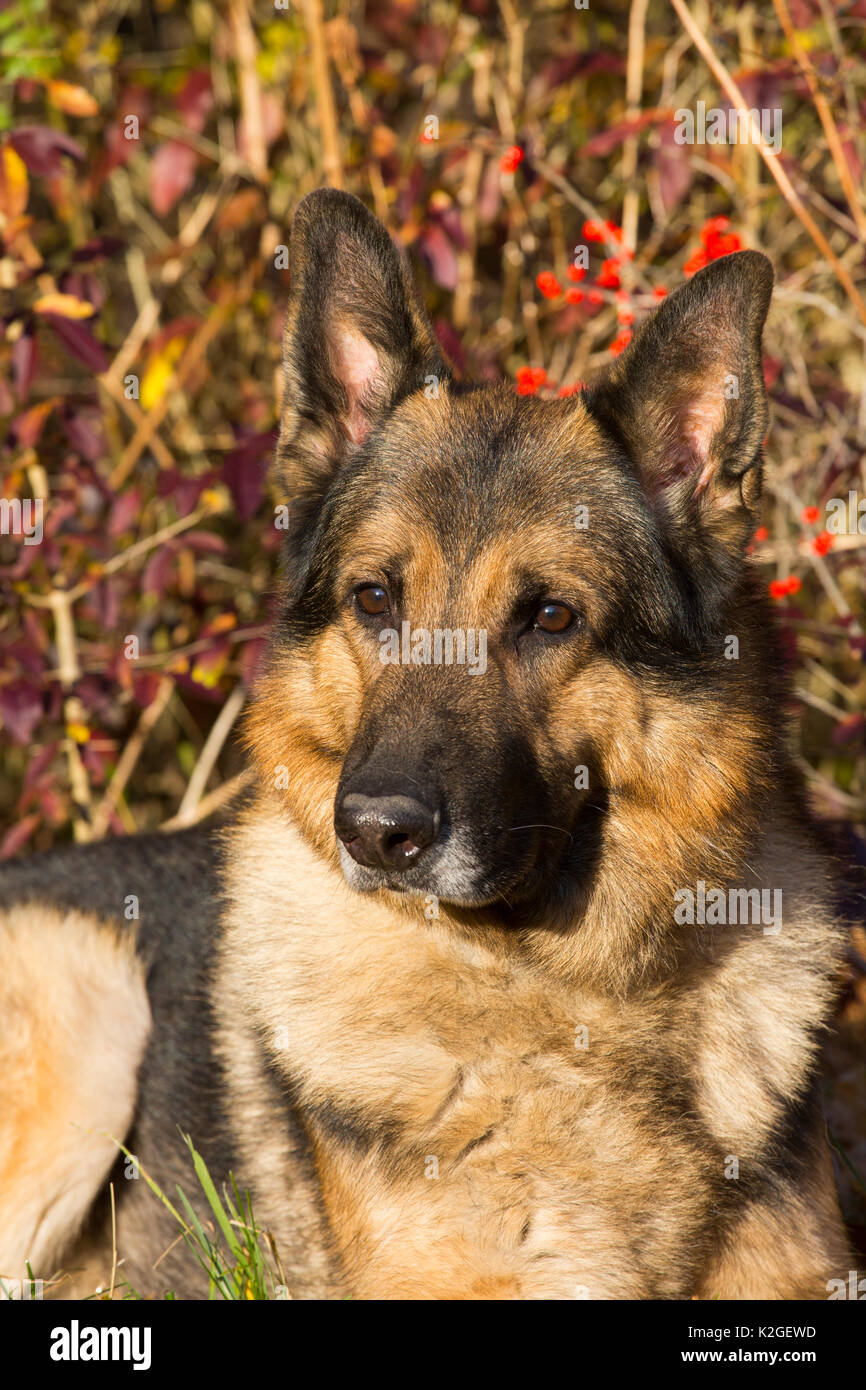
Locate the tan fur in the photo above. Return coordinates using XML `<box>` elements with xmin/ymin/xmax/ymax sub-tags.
<box><xmin>697</xmin><ymin>1144</ymin><xmax>850</xmax><ymax>1299</ymax></box>
<box><xmin>0</xmin><ymin>906</ymin><xmax>149</xmax><ymax>1284</ymax></box>
<box><xmin>215</xmin><ymin>799</ymin><xmax>849</xmax><ymax>1299</ymax></box>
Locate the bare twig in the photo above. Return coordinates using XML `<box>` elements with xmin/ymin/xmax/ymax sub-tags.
<box><xmin>90</xmin><ymin>677</ymin><xmax>175</xmax><ymax>840</ymax></box>
<box><xmin>173</xmin><ymin>682</ymin><xmax>247</xmax><ymax>826</ymax></box>
<box><xmin>162</xmin><ymin>767</ymin><xmax>252</xmax><ymax>832</ymax></box>
<box><xmin>621</xmin><ymin>0</ymin><xmax>649</xmax><ymax>256</ymax></box>
<box><xmin>229</xmin><ymin>0</ymin><xmax>270</xmax><ymax>183</ymax></box>
<box><xmin>302</xmin><ymin>0</ymin><xmax>344</xmax><ymax>188</ymax></box>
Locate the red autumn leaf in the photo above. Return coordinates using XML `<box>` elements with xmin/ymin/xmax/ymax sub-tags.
<box><xmin>149</xmin><ymin>140</ymin><xmax>199</xmax><ymax>217</ymax></box>
<box><xmin>176</xmin><ymin>71</ymin><xmax>213</xmax><ymax>133</ymax></box>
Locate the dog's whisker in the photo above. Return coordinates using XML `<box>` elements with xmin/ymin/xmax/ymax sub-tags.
<box><xmin>506</xmin><ymin>823</ymin><xmax>574</xmax><ymax>843</ymax></box>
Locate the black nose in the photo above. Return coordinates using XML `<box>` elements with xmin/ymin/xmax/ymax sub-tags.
<box><xmin>335</xmin><ymin>793</ymin><xmax>440</xmax><ymax>871</ymax></box>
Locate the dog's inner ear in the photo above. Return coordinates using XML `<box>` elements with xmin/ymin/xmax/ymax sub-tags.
<box><xmin>276</xmin><ymin>191</ymin><xmax>449</xmax><ymax>507</ymax></box>
<box><xmin>587</xmin><ymin>250</ymin><xmax>774</xmax><ymax>552</ymax></box>
<box><xmin>329</xmin><ymin>318</ymin><xmax>384</xmax><ymax>448</ymax></box>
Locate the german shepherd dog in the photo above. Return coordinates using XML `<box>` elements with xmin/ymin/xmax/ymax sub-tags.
<box><xmin>0</xmin><ymin>190</ymin><xmax>852</xmax><ymax>1300</ymax></box>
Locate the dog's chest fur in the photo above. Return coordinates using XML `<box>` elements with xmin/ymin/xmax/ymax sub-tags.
<box><xmin>215</xmin><ymin>801</ymin><xmax>835</xmax><ymax>1299</ymax></box>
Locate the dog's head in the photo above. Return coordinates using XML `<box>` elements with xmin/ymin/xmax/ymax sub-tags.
<box><xmin>248</xmin><ymin>190</ymin><xmax>776</xmax><ymax>925</ymax></box>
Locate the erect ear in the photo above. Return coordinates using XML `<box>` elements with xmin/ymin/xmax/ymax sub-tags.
<box><xmin>275</xmin><ymin>189</ymin><xmax>449</xmax><ymax>510</ymax></box>
<box><xmin>586</xmin><ymin>250</ymin><xmax>773</xmax><ymax>579</ymax></box>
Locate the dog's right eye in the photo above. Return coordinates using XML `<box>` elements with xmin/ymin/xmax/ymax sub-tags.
<box><xmin>355</xmin><ymin>584</ymin><xmax>390</xmax><ymax>617</ymax></box>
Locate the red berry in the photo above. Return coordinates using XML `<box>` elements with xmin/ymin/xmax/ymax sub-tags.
<box><xmin>500</xmin><ymin>145</ymin><xmax>524</xmax><ymax>173</ymax></box>
<box><xmin>536</xmin><ymin>271</ymin><xmax>562</xmax><ymax>299</ymax></box>
<box><xmin>812</xmin><ymin>531</ymin><xmax>833</xmax><ymax>556</ymax></box>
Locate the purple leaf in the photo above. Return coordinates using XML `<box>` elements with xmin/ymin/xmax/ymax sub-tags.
<box><xmin>143</xmin><ymin>546</ymin><xmax>174</xmax><ymax>596</ymax></box>
<box><xmin>10</xmin><ymin>125</ymin><xmax>84</xmax><ymax>176</ymax></box>
<box><xmin>182</xmin><ymin>530</ymin><xmax>227</xmax><ymax>554</ymax></box>
<box><xmin>416</xmin><ymin>223</ymin><xmax>458</xmax><ymax>291</ymax></box>
<box><xmin>1</xmin><ymin>815</ymin><xmax>40</xmax><ymax>860</ymax></box>
<box><xmin>45</xmin><ymin>314</ymin><xmax>108</xmax><ymax>372</ymax></box>
<box><xmin>12</xmin><ymin>332</ymin><xmax>38</xmax><ymax>400</ymax></box>
<box><xmin>222</xmin><ymin>431</ymin><xmax>275</xmax><ymax>520</ymax></box>
<box><xmin>24</xmin><ymin>742</ymin><xmax>58</xmax><ymax>790</ymax></box>
<box><xmin>833</xmin><ymin>713</ymin><xmax>865</xmax><ymax>747</ymax></box>
<box><xmin>63</xmin><ymin>407</ymin><xmax>106</xmax><ymax>462</ymax></box>
<box><xmin>655</xmin><ymin>121</ymin><xmax>693</xmax><ymax>212</ymax></box>
<box><xmin>71</xmin><ymin>236</ymin><xmax>126</xmax><ymax>263</ymax></box>
<box><xmin>108</xmin><ymin>487</ymin><xmax>142</xmax><ymax>537</ymax></box>
<box><xmin>0</xmin><ymin>679</ymin><xmax>43</xmax><ymax>744</ymax></box>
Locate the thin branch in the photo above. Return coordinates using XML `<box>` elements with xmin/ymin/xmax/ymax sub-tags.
<box><xmin>90</xmin><ymin>676</ymin><xmax>175</xmax><ymax>840</ymax></box>
<box><xmin>621</xmin><ymin>0</ymin><xmax>649</xmax><ymax>256</ymax></box>
<box><xmin>173</xmin><ymin>682</ymin><xmax>247</xmax><ymax>825</ymax></box>
<box><xmin>302</xmin><ymin>0</ymin><xmax>344</xmax><ymax>188</ymax></box>
<box><xmin>162</xmin><ymin>767</ymin><xmax>252</xmax><ymax>832</ymax></box>
<box><xmin>228</xmin><ymin>0</ymin><xmax>270</xmax><ymax>183</ymax></box>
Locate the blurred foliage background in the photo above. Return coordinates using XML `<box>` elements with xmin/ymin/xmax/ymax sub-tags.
<box><xmin>0</xmin><ymin>0</ymin><xmax>865</xmax><ymax>1248</ymax></box>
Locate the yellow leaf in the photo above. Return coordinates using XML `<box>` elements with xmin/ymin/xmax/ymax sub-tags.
<box><xmin>0</xmin><ymin>144</ymin><xmax>28</xmax><ymax>219</ymax></box>
<box><xmin>191</xmin><ymin>647</ymin><xmax>227</xmax><ymax>689</ymax></box>
<box><xmin>33</xmin><ymin>293</ymin><xmax>96</xmax><ymax>319</ymax></box>
<box><xmin>201</xmin><ymin>486</ymin><xmax>227</xmax><ymax>513</ymax></box>
<box><xmin>140</xmin><ymin>337</ymin><xmax>186</xmax><ymax>411</ymax></box>
<box><xmin>47</xmin><ymin>80</ymin><xmax>99</xmax><ymax>118</ymax></box>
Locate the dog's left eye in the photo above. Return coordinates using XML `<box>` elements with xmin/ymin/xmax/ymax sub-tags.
<box><xmin>533</xmin><ymin>602</ymin><xmax>576</xmax><ymax>634</ymax></box>
<box><xmin>355</xmin><ymin>584</ymin><xmax>390</xmax><ymax>617</ymax></box>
